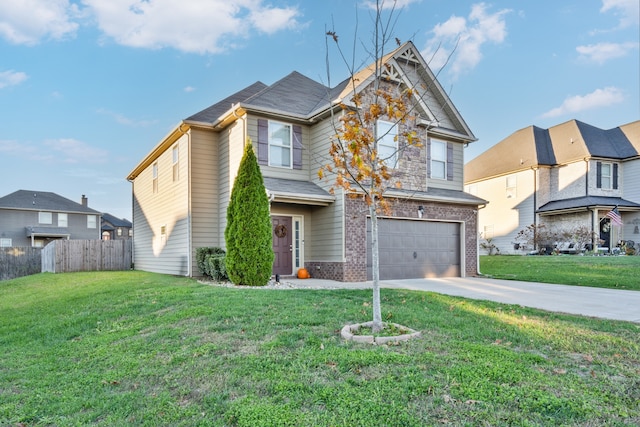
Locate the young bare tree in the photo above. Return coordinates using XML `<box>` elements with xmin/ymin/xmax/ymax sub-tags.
<box><xmin>319</xmin><ymin>1</ymin><xmax>425</xmax><ymax>332</ymax></box>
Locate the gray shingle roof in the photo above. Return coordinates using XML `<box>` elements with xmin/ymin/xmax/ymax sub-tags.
<box><xmin>576</xmin><ymin>121</ymin><xmax>638</xmax><ymax>159</ymax></box>
<box><xmin>186</xmin><ymin>81</ymin><xmax>268</xmax><ymax>123</ymax></box>
<box><xmin>263</xmin><ymin>177</ymin><xmax>333</xmax><ymax>198</ymax></box>
<box><xmin>0</xmin><ymin>190</ymin><xmax>100</xmax><ymax>214</ymax></box>
<box><xmin>102</xmin><ymin>212</ymin><xmax>132</xmax><ymax>227</ymax></box>
<box><xmin>537</xmin><ymin>196</ymin><xmax>640</xmax><ymax>213</ymax></box>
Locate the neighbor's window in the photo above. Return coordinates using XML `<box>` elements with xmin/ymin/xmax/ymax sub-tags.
<box><xmin>152</xmin><ymin>162</ymin><xmax>158</xmax><ymax>193</ymax></box>
<box><xmin>160</xmin><ymin>225</ymin><xmax>167</xmax><ymax>245</ymax></box>
<box><xmin>430</xmin><ymin>140</ymin><xmax>446</xmax><ymax>179</ymax></box>
<box><xmin>172</xmin><ymin>145</ymin><xmax>179</xmax><ymax>182</ymax></box>
<box><xmin>128</xmin><ymin>229</ymin><xmax>133</xmax><ymax>237</ymax></box>
<box><xmin>58</xmin><ymin>213</ymin><xmax>68</xmax><ymax>227</ymax></box>
<box><xmin>506</xmin><ymin>175</ymin><xmax>517</xmax><ymax>199</ymax></box>
<box><xmin>377</xmin><ymin>120</ymin><xmax>398</xmax><ymax>167</ymax></box>
<box><xmin>87</xmin><ymin>215</ymin><xmax>97</xmax><ymax>229</ymax></box>
<box><xmin>39</xmin><ymin>212</ymin><xmax>52</xmax><ymax>224</ymax></box>
<box><xmin>0</xmin><ymin>238</ymin><xmax>11</xmax><ymax>248</ymax></box>
<box><xmin>268</xmin><ymin>121</ymin><xmax>292</xmax><ymax>168</ymax></box>
<box><xmin>600</xmin><ymin>162</ymin><xmax>612</xmax><ymax>189</ymax></box>
<box><xmin>117</xmin><ymin>228</ymin><xmax>122</xmax><ymax>236</ymax></box>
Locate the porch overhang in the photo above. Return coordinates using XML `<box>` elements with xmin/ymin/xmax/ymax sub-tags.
<box><xmin>537</xmin><ymin>196</ymin><xmax>640</xmax><ymax>216</ymax></box>
<box><xmin>263</xmin><ymin>177</ymin><xmax>335</xmax><ymax>206</ymax></box>
<box><xmin>25</xmin><ymin>226</ymin><xmax>70</xmax><ymax>239</ymax></box>
<box><xmin>385</xmin><ymin>187</ymin><xmax>487</xmax><ymax>206</ymax></box>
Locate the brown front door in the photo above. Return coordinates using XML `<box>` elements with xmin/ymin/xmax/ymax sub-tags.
<box><xmin>272</xmin><ymin>216</ymin><xmax>292</xmax><ymax>276</ymax></box>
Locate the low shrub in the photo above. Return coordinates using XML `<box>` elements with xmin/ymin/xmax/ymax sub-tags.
<box><xmin>196</xmin><ymin>247</ymin><xmax>228</xmax><ymax>281</ymax></box>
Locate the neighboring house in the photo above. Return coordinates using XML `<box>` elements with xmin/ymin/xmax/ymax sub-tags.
<box><xmin>0</xmin><ymin>190</ymin><xmax>102</xmax><ymax>247</ymax></box>
<box><xmin>127</xmin><ymin>41</ymin><xmax>486</xmax><ymax>281</ymax></box>
<box><xmin>101</xmin><ymin>213</ymin><xmax>133</xmax><ymax>241</ymax></box>
<box><xmin>465</xmin><ymin>120</ymin><xmax>640</xmax><ymax>254</ymax></box>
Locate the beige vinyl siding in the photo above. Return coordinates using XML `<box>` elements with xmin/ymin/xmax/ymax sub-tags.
<box><xmin>308</xmin><ymin>116</ymin><xmax>346</xmax><ymax>261</ymax></box>
<box><xmin>189</xmin><ymin>128</ymin><xmax>220</xmax><ymax>276</ymax></box>
<box><xmin>132</xmin><ymin>134</ymin><xmax>190</xmax><ymax>275</ymax></box>
<box><xmin>472</xmin><ymin>168</ymin><xmax>536</xmax><ymax>254</ymax></box>
<box><xmin>218</xmin><ymin>119</ymin><xmax>246</xmax><ymax>242</ymax></box>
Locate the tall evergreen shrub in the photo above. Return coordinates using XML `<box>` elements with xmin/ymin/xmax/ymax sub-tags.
<box><xmin>224</xmin><ymin>141</ymin><xmax>274</xmax><ymax>286</ymax></box>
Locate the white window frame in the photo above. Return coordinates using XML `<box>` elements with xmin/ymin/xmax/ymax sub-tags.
<box><xmin>39</xmin><ymin>212</ymin><xmax>52</xmax><ymax>224</ymax></box>
<box><xmin>430</xmin><ymin>139</ymin><xmax>446</xmax><ymax>180</ymax></box>
<box><xmin>58</xmin><ymin>213</ymin><xmax>68</xmax><ymax>227</ymax></box>
<box><xmin>600</xmin><ymin>162</ymin><xmax>612</xmax><ymax>189</ymax></box>
<box><xmin>172</xmin><ymin>145</ymin><xmax>179</xmax><ymax>182</ymax></box>
<box><xmin>376</xmin><ymin>120</ymin><xmax>398</xmax><ymax>167</ymax></box>
<box><xmin>506</xmin><ymin>175</ymin><xmax>517</xmax><ymax>199</ymax></box>
<box><xmin>87</xmin><ymin>215</ymin><xmax>97</xmax><ymax>229</ymax></box>
<box><xmin>0</xmin><ymin>238</ymin><xmax>12</xmax><ymax>248</ymax></box>
<box><xmin>268</xmin><ymin>121</ymin><xmax>292</xmax><ymax>168</ymax></box>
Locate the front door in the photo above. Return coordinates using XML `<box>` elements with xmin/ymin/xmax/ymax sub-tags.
<box><xmin>272</xmin><ymin>216</ymin><xmax>292</xmax><ymax>276</ymax></box>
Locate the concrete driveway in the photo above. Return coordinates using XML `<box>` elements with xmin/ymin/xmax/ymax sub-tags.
<box><xmin>288</xmin><ymin>276</ymin><xmax>640</xmax><ymax>323</ymax></box>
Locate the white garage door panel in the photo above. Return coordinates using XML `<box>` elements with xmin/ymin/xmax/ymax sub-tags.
<box><xmin>367</xmin><ymin>219</ymin><xmax>461</xmax><ymax>280</ymax></box>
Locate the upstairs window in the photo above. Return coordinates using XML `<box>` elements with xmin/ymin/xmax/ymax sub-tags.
<box><xmin>506</xmin><ymin>175</ymin><xmax>517</xmax><ymax>199</ymax></box>
<box><xmin>152</xmin><ymin>162</ymin><xmax>158</xmax><ymax>193</ymax></box>
<box><xmin>87</xmin><ymin>215</ymin><xmax>97</xmax><ymax>229</ymax></box>
<box><xmin>58</xmin><ymin>213</ymin><xmax>68</xmax><ymax>227</ymax></box>
<box><xmin>430</xmin><ymin>140</ymin><xmax>446</xmax><ymax>179</ymax></box>
<box><xmin>172</xmin><ymin>145</ymin><xmax>179</xmax><ymax>182</ymax></box>
<box><xmin>39</xmin><ymin>212</ymin><xmax>52</xmax><ymax>224</ymax></box>
<box><xmin>596</xmin><ymin>161</ymin><xmax>618</xmax><ymax>190</ymax></box>
<box><xmin>0</xmin><ymin>238</ymin><xmax>11</xmax><ymax>248</ymax></box>
<box><xmin>376</xmin><ymin>120</ymin><xmax>398</xmax><ymax>167</ymax></box>
<box><xmin>268</xmin><ymin>121</ymin><xmax>292</xmax><ymax>168</ymax></box>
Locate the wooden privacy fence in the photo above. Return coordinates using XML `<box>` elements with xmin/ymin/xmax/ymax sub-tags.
<box><xmin>0</xmin><ymin>247</ymin><xmax>42</xmax><ymax>281</ymax></box>
<box><xmin>42</xmin><ymin>239</ymin><xmax>132</xmax><ymax>273</ymax></box>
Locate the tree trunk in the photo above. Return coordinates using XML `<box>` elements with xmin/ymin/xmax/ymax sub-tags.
<box><xmin>370</xmin><ymin>203</ymin><xmax>383</xmax><ymax>332</ymax></box>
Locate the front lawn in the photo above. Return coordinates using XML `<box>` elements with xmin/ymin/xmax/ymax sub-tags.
<box><xmin>1</xmin><ymin>271</ymin><xmax>638</xmax><ymax>426</ymax></box>
<box><xmin>481</xmin><ymin>255</ymin><xmax>640</xmax><ymax>291</ymax></box>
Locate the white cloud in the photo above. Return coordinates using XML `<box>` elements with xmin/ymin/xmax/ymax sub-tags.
<box><xmin>0</xmin><ymin>0</ymin><xmax>79</xmax><ymax>45</ymax></box>
<box><xmin>541</xmin><ymin>87</ymin><xmax>625</xmax><ymax>118</ymax></box>
<box><xmin>600</xmin><ymin>0</ymin><xmax>640</xmax><ymax>29</ymax></box>
<box><xmin>577</xmin><ymin>41</ymin><xmax>639</xmax><ymax>64</ymax></box>
<box><xmin>0</xmin><ymin>70</ymin><xmax>28</xmax><ymax>89</ymax></box>
<box><xmin>44</xmin><ymin>138</ymin><xmax>109</xmax><ymax>163</ymax></box>
<box><xmin>83</xmin><ymin>0</ymin><xmax>302</xmax><ymax>54</ymax></box>
<box><xmin>96</xmin><ymin>108</ymin><xmax>157</xmax><ymax>127</ymax></box>
<box><xmin>422</xmin><ymin>3</ymin><xmax>511</xmax><ymax>79</ymax></box>
<box><xmin>184</xmin><ymin>86</ymin><xmax>196</xmax><ymax>93</ymax></box>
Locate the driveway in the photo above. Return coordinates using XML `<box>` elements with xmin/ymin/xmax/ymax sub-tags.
<box><xmin>287</xmin><ymin>276</ymin><xmax>640</xmax><ymax>323</ymax></box>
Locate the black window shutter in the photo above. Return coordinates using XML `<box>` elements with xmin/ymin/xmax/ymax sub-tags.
<box><xmin>257</xmin><ymin>119</ymin><xmax>268</xmax><ymax>165</ymax></box>
<box><xmin>613</xmin><ymin>163</ymin><xmax>618</xmax><ymax>189</ymax></box>
<box><xmin>596</xmin><ymin>161</ymin><xmax>602</xmax><ymax>188</ymax></box>
<box><xmin>293</xmin><ymin>125</ymin><xmax>302</xmax><ymax>170</ymax></box>
<box><xmin>447</xmin><ymin>142</ymin><xmax>454</xmax><ymax>181</ymax></box>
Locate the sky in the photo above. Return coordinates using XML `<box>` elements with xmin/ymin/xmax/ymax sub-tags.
<box><xmin>1</xmin><ymin>0</ymin><xmax>638</xmax><ymax>221</ymax></box>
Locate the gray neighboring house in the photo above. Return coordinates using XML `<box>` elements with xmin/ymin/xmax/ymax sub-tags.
<box><xmin>101</xmin><ymin>213</ymin><xmax>133</xmax><ymax>241</ymax></box>
<box><xmin>0</xmin><ymin>190</ymin><xmax>101</xmax><ymax>247</ymax></box>
<box><xmin>465</xmin><ymin>120</ymin><xmax>640</xmax><ymax>254</ymax></box>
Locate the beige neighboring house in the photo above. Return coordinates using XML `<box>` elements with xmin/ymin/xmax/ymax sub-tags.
<box><xmin>465</xmin><ymin>119</ymin><xmax>640</xmax><ymax>255</ymax></box>
<box><xmin>127</xmin><ymin>41</ymin><xmax>486</xmax><ymax>281</ymax></box>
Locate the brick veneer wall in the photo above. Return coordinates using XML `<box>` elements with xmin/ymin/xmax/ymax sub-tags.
<box><xmin>306</xmin><ymin>196</ymin><xmax>479</xmax><ymax>282</ymax></box>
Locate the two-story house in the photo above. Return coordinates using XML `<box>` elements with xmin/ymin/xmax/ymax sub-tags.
<box><xmin>465</xmin><ymin>120</ymin><xmax>640</xmax><ymax>254</ymax></box>
<box><xmin>101</xmin><ymin>213</ymin><xmax>133</xmax><ymax>241</ymax></box>
<box><xmin>127</xmin><ymin>41</ymin><xmax>486</xmax><ymax>281</ymax></box>
<box><xmin>0</xmin><ymin>190</ymin><xmax>102</xmax><ymax>247</ymax></box>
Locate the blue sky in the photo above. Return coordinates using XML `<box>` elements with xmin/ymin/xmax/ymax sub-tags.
<box><xmin>1</xmin><ymin>0</ymin><xmax>638</xmax><ymax>221</ymax></box>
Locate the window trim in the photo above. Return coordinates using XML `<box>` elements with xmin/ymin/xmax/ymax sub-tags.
<box><xmin>268</xmin><ymin>120</ymin><xmax>293</xmax><ymax>169</ymax></box>
<box><xmin>39</xmin><ymin>212</ymin><xmax>52</xmax><ymax>224</ymax></box>
<box><xmin>58</xmin><ymin>213</ymin><xmax>68</xmax><ymax>227</ymax></box>
<box><xmin>430</xmin><ymin>139</ymin><xmax>447</xmax><ymax>180</ymax></box>
<box><xmin>87</xmin><ymin>215</ymin><xmax>97</xmax><ymax>229</ymax></box>
<box><xmin>0</xmin><ymin>238</ymin><xmax>11</xmax><ymax>248</ymax></box>
<box><xmin>376</xmin><ymin>119</ymin><xmax>398</xmax><ymax>167</ymax></box>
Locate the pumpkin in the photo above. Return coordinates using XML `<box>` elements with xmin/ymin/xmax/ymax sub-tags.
<box><xmin>297</xmin><ymin>268</ymin><xmax>310</xmax><ymax>279</ymax></box>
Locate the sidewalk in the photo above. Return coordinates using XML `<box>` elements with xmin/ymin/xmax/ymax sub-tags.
<box><xmin>286</xmin><ymin>276</ymin><xmax>640</xmax><ymax>323</ymax></box>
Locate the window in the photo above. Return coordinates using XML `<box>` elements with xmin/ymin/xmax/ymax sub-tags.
<box><xmin>87</xmin><ymin>215</ymin><xmax>97</xmax><ymax>229</ymax></box>
<box><xmin>430</xmin><ymin>140</ymin><xmax>446</xmax><ymax>179</ymax></box>
<box><xmin>0</xmin><ymin>238</ymin><xmax>11</xmax><ymax>248</ymax></box>
<box><xmin>58</xmin><ymin>213</ymin><xmax>68</xmax><ymax>227</ymax></box>
<box><xmin>160</xmin><ymin>225</ymin><xmax>167</xmax><ymax>245</ymax></box>
<box><xmin>128</xmin><ymin>229</ymin><xmax>133</xmax><ymax>237</ymax></box>
<box><xmin>268</xmin><ymin>121</ymin><xmax>292</xmax><ymax>168</ymax></box>
<box><xmin>600</xmin><ymin>162</ymin><xmax>612</xmax><ymax>189</ymax></box>
<box><xmin>39</xmin><ymin>212</ymin><xmax>52</xmax><ymax>224</ymax></box>
<box><xmin>117</xmin><ymin>228</ymin><xmax>122</xmax><ymax>236</ymax></box>
<box><xmin>376</xmin><ymin>120</ymin><xmax>398</xmax><ymax>167</ymax></box>
<box><xmin>506</xmin><ymin>175</ymin><xmax>517</xmax><ymax>199</ymax></box>
<box><xmin>172</xmin><ymin>145</ymin><xmax>179</xmax><ymax>181</ymax></box>
<box><xmin>102</xmin><ymin>231</ymin><xmax>111</xmax><ymax>240</ymax></box>
<box><xmin>152</xmin><ymin>162</ymin><xmax>158</xmax><ymax>193</ymax></box>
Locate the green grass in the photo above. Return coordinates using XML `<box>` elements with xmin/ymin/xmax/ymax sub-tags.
<box><xmin>1</xmin><ymin>271</ymin><xmax>639</xmax><ymax>426</ymax></box>
<box><xmin>480</xmin><ymin>255</ymin><xmax>640</xmax><ymax>291</ymax></box>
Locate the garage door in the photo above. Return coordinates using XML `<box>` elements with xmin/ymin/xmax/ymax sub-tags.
<box><xmin>366</xmin><ymin>218</ymin><xmax>461</xmax><ymax>280</ymax></box>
